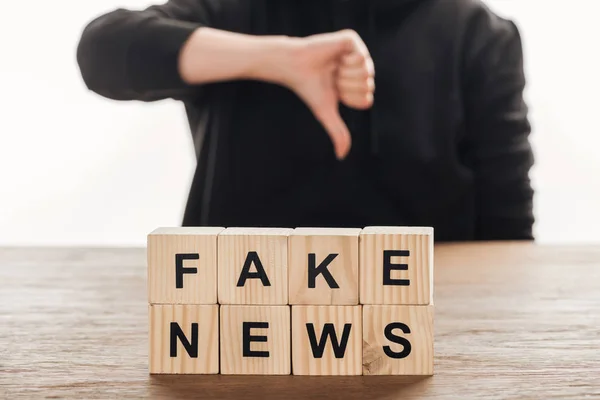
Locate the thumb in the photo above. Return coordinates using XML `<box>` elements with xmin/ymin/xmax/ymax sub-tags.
<box><xmin>314</xmin><ymin>105</ymin><xmax>352</xmax><ymax>160</ymax></box>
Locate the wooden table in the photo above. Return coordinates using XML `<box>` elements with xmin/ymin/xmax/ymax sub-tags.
<box><xmin>1</xmin><ymin>243</ymin><xmax>599</xmax><ymax>399</ymax></box>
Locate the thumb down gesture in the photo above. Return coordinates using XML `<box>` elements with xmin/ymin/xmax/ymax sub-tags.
<box><xmin>282</xmin><ymin>29</ymin><xmax>375</xmax><ymax>160</ymax></box>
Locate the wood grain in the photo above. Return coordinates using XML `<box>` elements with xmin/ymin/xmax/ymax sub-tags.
<box><xmin>147</xmin><ymin>227</ymin><xmax>224</xmax><ymax>304</ymax></box>
<box><xmin>292</xmin><ymin>306</ymin><xmax>362</xmax><ymax>375</ymax></box>
<box><xmin>360</xmin><ymin>227</ymin><xmax>433</xmax><ymax>305</ymax></box>
<box><xmin>363</xmin><ymin>305</ymin><xmax>434</xmax><ymax>375</ymax></box>
<box><xmin>2</xmin><ymin>243</ymin><xmax>600</xmax><ymax>398</ymax></box>
<box><xmin>149</xmin><ymin>304</ymin><xmax>219</xmax><ymax>374</ymax></box>
<box><xmin>289</xmin><ymin>228</ymin><xmax>360</xmax><ymax>305</ymax></box>
<box><xmin>220</xmin><ymin>305</ymin><xmax>291</xmax><ymax>375</ymax></box>
<box><xmin>217</xmin><ymin>228</ymin><xmax>292</xmax><ymax>305</ymax></box>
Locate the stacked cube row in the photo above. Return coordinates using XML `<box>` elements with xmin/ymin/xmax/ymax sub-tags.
<box><xmin>147</xmin><ymin>226</ymin><xmax>434</xmax><ymax>375</ymax></box>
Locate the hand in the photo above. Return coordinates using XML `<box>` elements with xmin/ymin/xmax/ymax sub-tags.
<box><xmin>179</xmin><ymin>28</ymin><xmax>374</xmax><ymax>159</ymax></box>
<box><xmin>280</xmin><ymin>30</ymin><xmax>375</xmax><ymax>160</ymax></box>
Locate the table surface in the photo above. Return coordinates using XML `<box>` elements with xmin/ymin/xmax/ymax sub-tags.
<box><xmin>1</xmin><ymin>242</ymin><xmax>599</xmax><ymax>399</ymax></box>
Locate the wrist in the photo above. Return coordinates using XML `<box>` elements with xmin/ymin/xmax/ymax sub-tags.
<box><xmin>245</xmin><ymin>36</ymin><xmax>303</xmax><ymax>87</ymax></box>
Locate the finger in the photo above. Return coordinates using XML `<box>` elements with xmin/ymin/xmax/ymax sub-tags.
<box><xmin>341</xmin><ymin>52</ymin><xmax>367</xmax><ymax>68</ymax></box>
<box><xmin>341</xmin><ymin>49</ymin><xmax>373</xmax><ymax>65</ymax></box>
<box><xmin>338</xmin><ymin>29</ymin><xmax>371</xmax><ymax>56</ymax></box>
<box><xmin>314</xmin><ymin>106</ymin><xmax>352</xmax><ymax>160</ymax></box>
<box><xmin>337</xmin><ymin>64</ymin><xmax>374</xmax><ymax>80</ymax></box>
<box><xmin>340</xmin><ymin>57</ymin><xmax>375</xmax><ymax>82</ymax></box>
<box><xmin>337</xmin><ymin>76</ymin><xmax>375</xmax><ymax>93</ymax></box>
<box><xmin>340</xmin><ymin>92</ymin><xmax>374</xmax><ymax>110</ymax></box>
<box><xmin>336</xmin><ymin>29</ymin><xmax>369</xmax><ymax>55</ymax></box>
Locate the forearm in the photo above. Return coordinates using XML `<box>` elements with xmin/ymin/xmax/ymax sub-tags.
<box><xmin>77</xmin><ymin>7</ymin><xmax>205</xmax><ymax>102</ymax></box>
<box><xmin>178</xmin><ymin>28</ymin><xmax>299</xmax><ymax>87</ymax></box>
<box><xmin>77</xmin><ymin>1</ymin><xmax>267</xmax><ymax>102</ymax></box>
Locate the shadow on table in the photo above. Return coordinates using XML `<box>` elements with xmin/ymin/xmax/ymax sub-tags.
<box><xmin>149</xmin><ymin>375</ymin><xmax>431</xmax><ymax>399</ymax></box>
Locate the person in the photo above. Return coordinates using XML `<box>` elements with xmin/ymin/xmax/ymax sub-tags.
<box><xmin>76</xmin><ymin>0</ymin><xmax>535</xmax><ymax>242</ymax></box>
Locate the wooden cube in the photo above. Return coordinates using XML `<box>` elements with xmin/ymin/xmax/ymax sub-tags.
<box><xmin>147</xmin><ymin>227</ymin><xmax>224</xmax><ymax>304</ymax></box>
<box><xmin>360</xmin><ymin>227</ymin><xmax>433</xmax><ymax>305</ymax></box>
<box><xmin>291</xmin><ymin>306</ymin><xmax>362</xmax><ymax>375</ymax></box>
<box><xmin>220</xmin><ymin>305</ymin><xmax>291</xmax><ymax>375</ymax></box>
<box><xmin>289</xmin><ymin>228</ymin><xmax>360</xmax><ymax>305</ymax></box>
<box><xmin>148</xmin><ymin>304</ymin><xmax>219</xmax><ymax>374</ymax></box>
<box><xmin>218</xmin><ymin>228</ymin><xmax>292</xmax><ymax>305</ymax></box>
<box><xmin>362</xmin><ymin>305</ymin><xmax>434</xmax><ymax>375</ymax></box>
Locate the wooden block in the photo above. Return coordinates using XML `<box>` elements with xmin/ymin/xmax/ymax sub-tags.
<box><xmin>147</xmin><ymin>227</ymin><xmax>224</xmax><ymax>304</ymax></box>
<box><xmin>148</xmin><ymin>304</ymin><xmax>219</xmax><ymax>374</ymax></box>
<box><xmin>289</xmin><ymin>228</ymin><xmax>360</xmax><ymax>305</ymax></box>
<box><xmin>291</xmin><ymin>306</ymin><xmax>362</xmax><ymax>375</ymax></box>
<box><xmin>360</xmin><ymin>227</ymin><xmax>433</xmax><ymax>305</ymax></box>
<box><xmin>362</xmin><ymin>305</ymin><xmax>434</xmax><ymax>375</ymax></box>
<box><xmin>218</xmin><ymin>228</ymin><xmax>292</xmax><ymax>305</ymax></box>
<box><xmin>220</xmin><ymin>305</ymin><xmax>291</xmax><ymax>375</ymax></box>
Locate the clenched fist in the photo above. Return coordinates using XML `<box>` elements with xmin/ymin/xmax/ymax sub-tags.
<box><xmin>281</xmin><ymin>30</ymin><xmax>375</xmax><ymax>159</ymax></box>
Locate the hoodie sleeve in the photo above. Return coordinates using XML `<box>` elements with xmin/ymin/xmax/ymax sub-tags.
<box><xmin>462</xmin><ymin>7</ymin><xmax>535</xmax><ymax>241</ymax></box>
<box><xmin>76</xmin><ymin>0</ymin><xmax>215</xmax><ymax>102</ymax></box>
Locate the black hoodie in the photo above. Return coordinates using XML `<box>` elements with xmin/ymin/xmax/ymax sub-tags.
<box><xmin>76</xmin><ymin>0</ymin><xmax>535</xmax><ymax>242</ymax></box>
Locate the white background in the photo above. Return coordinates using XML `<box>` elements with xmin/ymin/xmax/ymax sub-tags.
<box><xmin>0</xmin><ymin>0</ymin><xmax>598</xmax><ymax>247</ymax></box>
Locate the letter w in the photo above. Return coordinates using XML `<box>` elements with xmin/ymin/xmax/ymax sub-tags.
<box><xmin>305</xmin><ymin>323</ymin><xmax>352</xmax><ymax>359</ymax></box>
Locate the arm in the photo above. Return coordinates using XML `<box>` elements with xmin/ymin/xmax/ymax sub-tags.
<box><xmin>76</xmin><ymin>0</ymin><xmax>317</xmax><ymax>102</ymax></box>
<box><xmin>76</xmin><ymin>0</ymin><xmax>214</xmax><ymax>102</ymax></box>
<box><xmin>76</xmin><ymin>0</ymin><xmax>291</xmax><ymax>102</ymax></box>
<box><xmin>77</xmin><ymin>1</ymin><xmax>373</xmax><ymax>159</ymax></box>
<box><xmin>178</xmin><ymin>28</ymin><xmax>298</xmax><ymax>86</ymax></box>
<box><xmin>462</xmin><ymin>9</ymin><xmax>535</xmax><ymax>240</ymax></box>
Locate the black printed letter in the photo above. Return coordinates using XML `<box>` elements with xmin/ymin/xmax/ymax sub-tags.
<box><xmin>383</xmin><ymin>322</ymin><xmax>412</xmax><ymax>359</ymax></box>
<box><xmin>306</xmin><ymin>323</ymin><xmax>352</xmax><ymax>359</ymax></box>
<box><xmin>243</xmin><ymin>322</ymin><xmax>269</xmax><ymax>357</ymax></box>
<box><xmin>236</xmin><ymin>251</ymin><xmax>271</xmax><ymax>287</ymax></box>
<box><xmin>308</xmin><ymin>253</ymin><xmax>339</xmax><ymax>289</ymax></box>
<box><xmin>175</xmin><ymin>253</ymin><xmax>199</xmax><ymax>289</ymax></box>
<box><xmin>383</xmin><ymin>250</ymin><xmax>410</xmax><ymax>286</ymax></box>
<box><xmin>170</xmin><ymin>322</ymin><xmax>198</xmax><ymax>358</ymax></box>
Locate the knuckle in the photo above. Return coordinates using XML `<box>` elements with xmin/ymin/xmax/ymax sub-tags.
<box><xmin>367</xmin><ymin>59</ymin><xmax>375</xmax><ymax>74</ymax></box>
<box><xmin>367</xmin><ymin>77</ymin><xmax>375</xmax><ymax>90</ymax></box>
<box><xmin>341</xmin><ymin>29</ymin><xmax>359</xmax><ymax>39</ymax></box>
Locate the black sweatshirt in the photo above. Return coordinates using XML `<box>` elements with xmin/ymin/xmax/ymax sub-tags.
<box><xmin>76</xmin><ymin>0</ymin><xmax>535</xmax><ymax>242</ymax></box>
